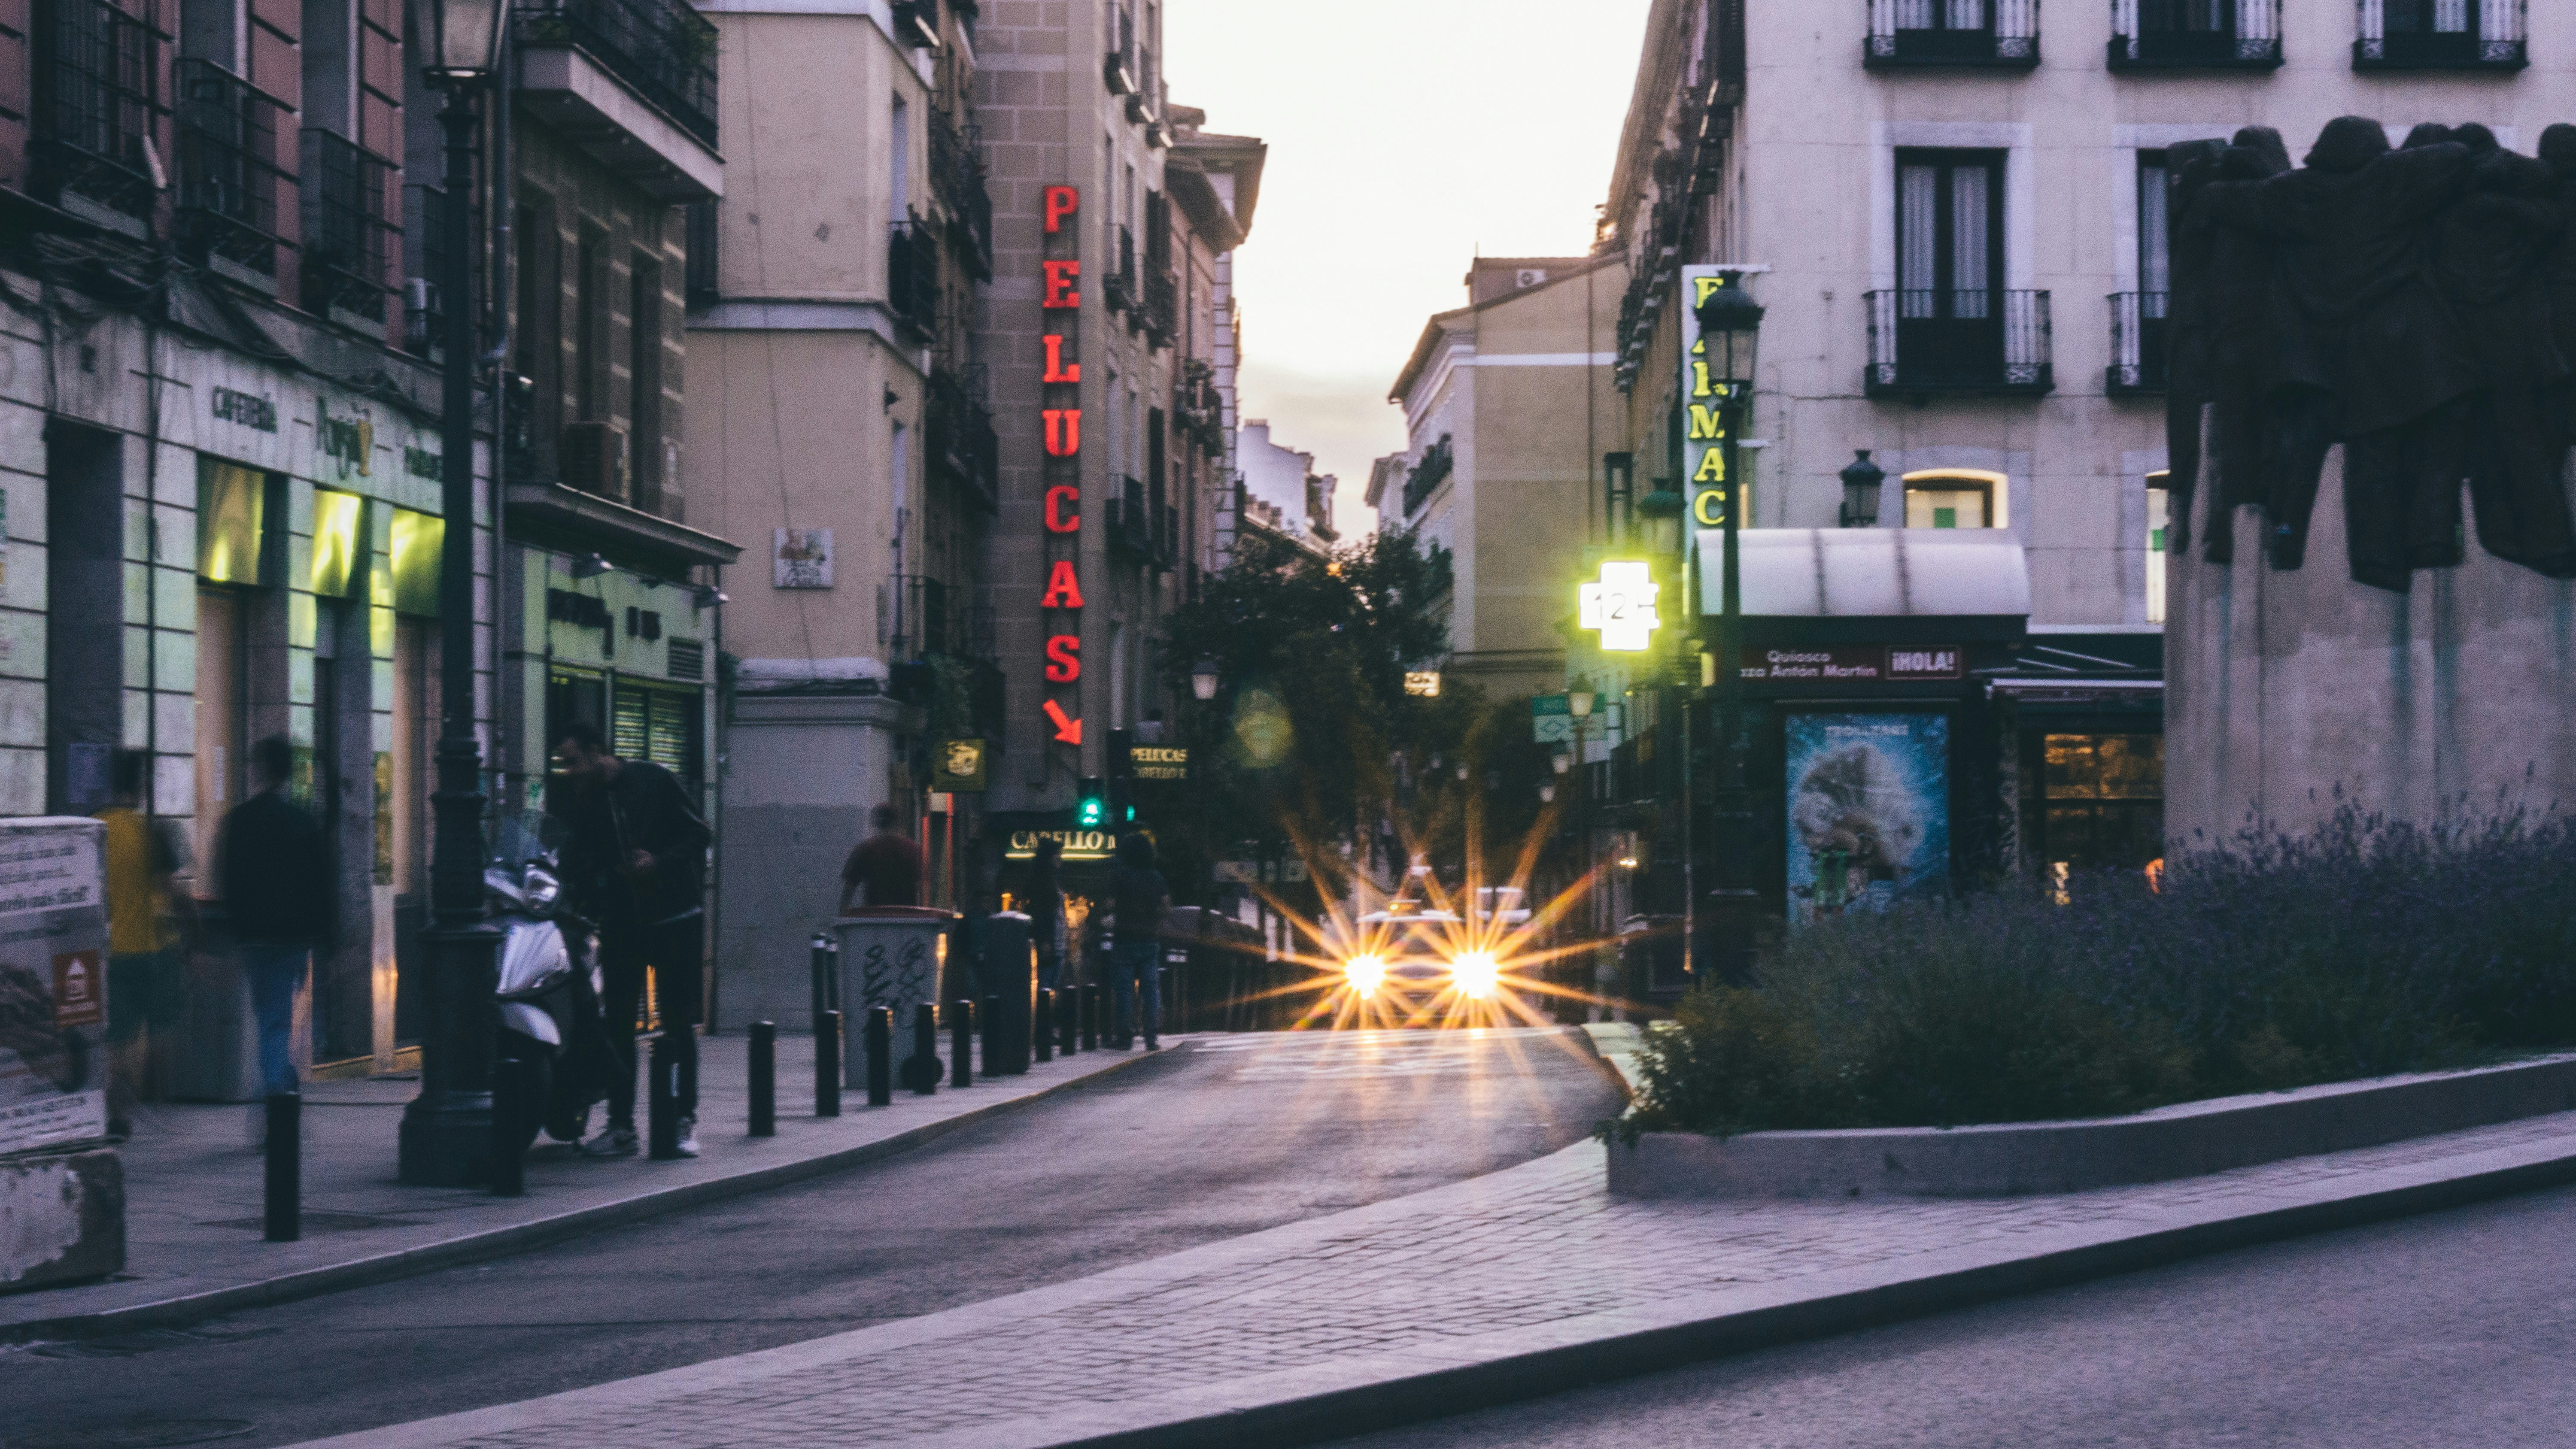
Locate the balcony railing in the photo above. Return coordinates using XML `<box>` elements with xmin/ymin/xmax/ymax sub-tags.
<box><xmin>2107</xmin><ymin>291</ymin><xmax>2169</xmax><ymax>394</ymax></box>
<box><xmin>516</xmin><ymin>0</ymin><xmax>720</xmax><ymax>148</ymax></box>
<box><xmin>1100</xmin><ymin>225</ymin><xmax>1139</xmax><ymax>317</ymax></box>
<box><xmin>32</xmin><ymin>0</ymin><xmax>168</xmax><ymax>222</ymax></box>
<box><xmin>927</xmin><ymin>364</ymin><xmax>999</xmax><ymax>514</ymax></box>
<box><xmin>1864</xmin><ymin>289</ymin><xmax>2053</xmax><ymax>395</ymax></box>
<box><xmin>1107</xmin><ymin>476</ymin><xmax>1158</xmax><ymax>564</ymax></box>
<box><xmin>927</xmin><ymin>110</ymin><xmax>993</xmax><ymax>281</ymax></box>
<box><xmin>1866</xmin><ymin>0</ymin><xmax>2041</xmax><ymax>67</ymax></box>
<box><xmin>888</xmin><ymin>215</ymin><xmax>939</xmax><ymax>336</ymax></box>
<box><xmin>1104</xmin><ymin>4</ymin><xmax>1138</xmax><ymax>94</ymax></box>
<box><xmin>2110</xmin><ymin>0</ymin><xmax>2282</xmax><ymax>68</ymax></box>
<box><xmin>1143</xmin><ymin>267</ymin><xmax>1177</xmax><ymax>348</ymax></box>
<box><xmin>302</xmin><ymin>130</ymin><xmax>398</xmax><ymax>322</ymax></box>
<box><xmin>2355</xmin><ymin>0</ymin><xmax>2526</xmax><ymax>70</ymax></box>
<box><xmin>1403</xmin><ymin>436</ymin><xmax>1454</xmax><ymax>518</ymax></box>
<box><xmin>175</xmin><ymin>59</ymin><xmax>293</xmax><ymax>275</ymax></box>
<box><xmin>1176</xmin><ymin>360</ymin><xmax>1226</xmax><ymax>454</ymax></box>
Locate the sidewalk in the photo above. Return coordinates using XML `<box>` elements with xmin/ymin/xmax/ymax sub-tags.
<box><xmin>0</xmin><ymin>1030</ymin><xmax>1160</xmax><ymax>1343</ymax></box>
<box><xmin>286</xmin><ymin>1098</ymin><xmax>2576</xmax><ymax>1449</ymax></box>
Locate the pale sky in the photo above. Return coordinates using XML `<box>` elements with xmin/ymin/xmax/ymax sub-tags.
<box><xmin>1163</xmin><ymin>2</ymin><xmax>1653</xmax><ymax>541</ymax></box>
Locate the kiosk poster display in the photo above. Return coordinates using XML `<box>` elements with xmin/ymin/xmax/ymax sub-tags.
<box><xmin>1785</xmin><ymin>715</ymin><xmax>1949</xmax><ymax>928</ymax></box>
<box><xmin>0</xmin><ymin>818</ymin><xmax>110</xmax><ymax>1156</ymax></box>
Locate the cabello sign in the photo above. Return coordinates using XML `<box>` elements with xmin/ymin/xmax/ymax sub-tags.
<box><xmin>1038</xmin><ymin>184</ymin><xmax>1086</xmax><ymax>749</ymax></box>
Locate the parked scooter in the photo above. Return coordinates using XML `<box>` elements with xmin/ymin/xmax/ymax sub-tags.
<box><xmin>489</xmin><ymin>813</ymin><xmax>613</xmax><ymax>1155</ymax></box>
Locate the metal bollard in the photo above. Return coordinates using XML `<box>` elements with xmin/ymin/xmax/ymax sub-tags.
<box><xmin>749</xmin><ymin>1021</ymin><xmax>777</xmax><ymax>1137</ymax></box>
<box><xmin>866</xmin><ymin>1006</ymin><xmax>894</xmax><ymax>1106</ymax></box>
<box><xmin>950</xmin><ymin>999</ymin><xmax>974</xmax><ymax>1088</ymax></box>
<box><xmin>809</xmin><ymin>932</ymin><xmax>833</xmax><ymax>1029</ymax></box>
<box><xmin>1034</xmin><ymin>989</ymin><xmax>1055</xmax><ymax>1062</ymax></box>
<box><xmin>264</xmin><ymin>1090</ymin><xmax>301</xmax><ymax>1241</ymax></box>
<box><xmin>1080</xmin><ymin>983</ymin><xmax>1101</xmax><ymax>1051</ymax></box>
<box><xmin>489</xmin><ymin>1058</ymin><xmax>525</xmax><ymax>1198</ymax></box>
<box><xmin>648</xmin><ymin>1035</ymin><xmax>682</xmax><ymax>1160</ymax></box>
<box><xmin>817</xmin><ymin>1009</ymin><xmax>844</xmax><ymax>1117</ymax></box>
<box><xmin>980</xmin><ymin>993</ymin><xmax>1002</xmax><ymax>1079</ymax></box>
<box><xmin>902</xmin><ymin>1003</ymin><xmax>941</xmax><ymax>1094</ymax></box>
<box><xmin>1058</xmin><ymin>986</ymin><xmax>1078</xmax><ymax>1056</ymax></box>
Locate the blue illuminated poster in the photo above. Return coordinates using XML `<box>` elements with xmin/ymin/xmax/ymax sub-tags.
<box><xmin>1784</xmin><ymin>713</ymin><xmax>1949</xmax><ymax>928</ymax></box>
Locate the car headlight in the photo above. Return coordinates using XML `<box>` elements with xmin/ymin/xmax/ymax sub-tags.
<box><xmin>1343</xmin><ymin>954</ymin><xmax>1386</xmax><ymax>997</ymax></box>
<box><xmin>1450</xmin><ymin>949</ymin><xmax>1499</xmax><ymax>1000</ymax></box>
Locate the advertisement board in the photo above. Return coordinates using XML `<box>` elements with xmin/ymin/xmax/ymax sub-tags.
<box><xmin>1783</xmin><ymin>715</ymin><xmax>1949</xmax><ymax>928</ymax></box>
<box><xmin>0</xmin><ymin>818</ymin><xmax>110</xmax><ymax>1156</ymax></box>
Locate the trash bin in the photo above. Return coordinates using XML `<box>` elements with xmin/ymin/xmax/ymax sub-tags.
<box><xmin>834</xmin><ymin>908</ymin><xmax>959</xmax><ymax>1089</ymax></box>
<box><xmin>977</xmin><ymin>912</ymin><xmax>1035</xmax><ymax>1074</ymax></box>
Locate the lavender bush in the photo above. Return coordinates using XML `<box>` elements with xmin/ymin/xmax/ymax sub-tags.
<box><xmin>1618</xmin><ymin>805</ymin><xmax>2576</xmax><ymax>1139</ymax></box>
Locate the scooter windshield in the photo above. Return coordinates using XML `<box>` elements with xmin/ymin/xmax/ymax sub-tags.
<box><xmin>490</xmin><ymin>810</ymin><xmax>571</xmax><ymax>872</ymax></box>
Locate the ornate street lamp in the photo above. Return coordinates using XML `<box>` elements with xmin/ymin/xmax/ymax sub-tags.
<box><xmin>399</xmin><ymin>0</ymin><xmax>510</xmax><ymax>1186</ymax></box>
<box><xmin>1191</xmin><ymin>658</ymin><xmax>1220</xmax><ymax>702</ymax></box>
<box><xmin>1839</xmin><ymin>449</ymin><xmax>1886</xmax><ymax>528</ymax></box>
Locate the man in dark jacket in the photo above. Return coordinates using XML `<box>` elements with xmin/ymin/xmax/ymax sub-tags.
<box><xmin>551</xmin><ymin>721</ymin><xmax>712</xmax><ymax>1158</ymax></box>
<box><xmin>217</xmin><ymin>735</ymin><xmax>333</xmax><ymax>1097</ymax></box>
<box><xmin>1104</xmin><ymin>833</ymin><xmax>1170</xmax><ymax>1051</ymax></box>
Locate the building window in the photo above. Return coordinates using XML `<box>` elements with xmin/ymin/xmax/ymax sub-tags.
<box><xmin>1866</xmin><ymin>0</ymin><xmax>2041</xmax><ymax>68</ymax></box>
<box><xmin>2111</xmin><ymin>151</ymin><xmax>2172</xmax><ymax>394</ymax></box>
<box><xmin>1903</xmin><ymin>469</ymin><xmax>2007</xmax><ymax>529</ymax></box>
<box><xmin>2146</xmin><ymin>476</ymin><xmax>2170</xmax><ymax>624</ymax></box>
<box><xmin>1868</xmin><ymin>150</ymin><xmax>2052</xmax><ymax>395</ymax></box>
<box><xmin>2357</xmin><ymin>0</ymin><xmax>2528</xmax><ymax>70</ymax></box>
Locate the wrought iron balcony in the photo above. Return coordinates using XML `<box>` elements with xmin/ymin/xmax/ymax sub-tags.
<box><xmin>1175</xmin><ymin>360</ymin><xmax>1226</xmax><ymax>454</ymax></box>
<box><xmin>1143</xmin><ymin>267</ymin><xmax>1178</xmax><ymax>349</ymax></box>
<box><xmin>927</xmin><ymin>364</ymin><xmax>999</xmax><ymax>514</ymax></box>
<box><xmin>174</xmin><ymin>59</ymin><xmax>293</xmax><ymax>275</ymax></box>
<box><xmin>927</xmin><ymin>109</ymin><xmax>993</xmax><ymax>281</ymax></box>
<box><xmin>1865</xmin><ymin>0</ymin><xmax>2041</xmax><ymax>68</ymax></box>
<box><xmin>888</xmin><ymin>215</ymin><xmax>940</xmax><ymax>336</ymax></box>
<box><xmin>889</xmin><ymin>573</ymin><xmax>949</xmax><ymax>660</ymax></box>
<box><xmin>1403</xmin><ymin>436</ymin><xmax>1454</xmax><ymax>518</ymax></box>
<box><xmin>1864</xmin><ymin>289</ymin><xmax>2054</xmax><ymax>396</ymax></box>
<box><xmin>2107</xmin><ymin>291</ymin><xmax>2169</xmax><ymax>395</ymax></box>
<box><xmin>515</xmin><ymin>0</ymin><xmax>720</xmax><ymax>148</ymax></box>
<box><xmin>2110</xmin><ymin>0</ymin><xmax>2282</xmax><ymax>68</ymax></box>
<box><xmin>2355</xmin><ymin>0</ymin><xmax>2526</xmax><ymax>70</ymax></box>
<box><xmin>1103</xmin><ymin>225</ymin><xmax>1139</xmax><ymax>316</ymax></box>
<box><xmin>31</xmin><ymin>0</ymin><xmax>168</xmax><ymax>223</ymax></box>
<box><xmin>1107</xmin><ymin>476</ymin><xmax>1158</xmax><ymax>564</ymax></box>
<box><xmin>302</xmin><ymin>130</ymin><xmax>398</xmax><ymax>323</ymax></box>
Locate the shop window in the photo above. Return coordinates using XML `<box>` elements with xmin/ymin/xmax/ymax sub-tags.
<box><xmin>1903</xmin><ymin>469</ymin><xmax>2008</xmax><ymax>529</ymax></box>
<box><xmin>2041</xmin><ymin>733</ymin><xmax>2164</xmax><ymax>873</ymax></box>
<box><xmin>612</xmin><ymin>684</ymin><xmax>704</xmax><ymax>789</ymax></box>
<box><xmin>309</xmin><ymin>488</ymin><xmax>369</xmax><ymax>599</ymax></box>
<box><xmin>193</xmin><ymin>587</ymin><xmax>247</xmax><ymax>885</ymax></box>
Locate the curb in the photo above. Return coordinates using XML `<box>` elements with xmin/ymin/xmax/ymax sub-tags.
<box><xmin>1040</xmin><ymin>1133</ymin><xmax>2576</xmax><ymax>1448</ymax></box>
<box><xmin>2</xmin><ymin>1046</ymin><xmax>1173</xmax><ymax>1346</ymax></box>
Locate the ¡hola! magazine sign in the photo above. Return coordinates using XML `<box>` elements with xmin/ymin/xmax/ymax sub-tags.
<box><xmin>1739</xmin><ymin>645</ymin><xmax>1964</xmax><ymax>684</ymax></box>
<box><xmin>0</xmin><ymin>817</ymin><xmax>110</xmax><ymax>1156</ymax></box>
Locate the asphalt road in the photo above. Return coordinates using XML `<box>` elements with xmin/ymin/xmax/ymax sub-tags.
<box><xmin>0</xmin><ymin>1027</ymin><xmax>1618</xmax><ymax>1449</ymax></box>
<box><xmin>1323</xmin><ymin>1180</ymin><xmax>2576</xmax><ymax>1449</ymax></box>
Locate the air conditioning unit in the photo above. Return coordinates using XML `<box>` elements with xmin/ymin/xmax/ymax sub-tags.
<box><xmin>559</xmin><ymin>422</ymin><xmax>629</xmax><ymax>502</ymax></box>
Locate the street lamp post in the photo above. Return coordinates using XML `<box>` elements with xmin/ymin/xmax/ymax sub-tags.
<box><xmin>399</xmin><ymin>0</ymin><xmax>509</xmax><ymax>1186</ymax></box>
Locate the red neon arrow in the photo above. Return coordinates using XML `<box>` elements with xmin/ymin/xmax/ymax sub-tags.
<box><xmin>1043</xmin><ymin>699</ymin><xmax>1083</xmax><ymax>746</ymax></box>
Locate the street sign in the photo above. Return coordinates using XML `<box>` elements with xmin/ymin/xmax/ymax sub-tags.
<box><xmin>1531</xmin><ymin>694</ymin><xmax>1574</xmax><ymax>744</ymax></box>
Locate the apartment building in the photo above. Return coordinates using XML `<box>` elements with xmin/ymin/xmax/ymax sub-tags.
<box><xmin>688</xmin><ymin>0</ymin><xmax>992</xmax><ymax>1028</ymax></box>
<box><xmin>1380</xmin><ymin>255</ymin><xmax>1626</xmax><ymax>698</ymax></box>
<box><xmin>975</xmin><ymin>0</ymin><xmax>1261</xmax><ymax>861</ymax></box>
<box><xmin>1582</xmin><ymin>0</ymin><xmax>2570</xmax><ymax>989</ymax></box>
<box><xmin>1235</xmin><ymin>419</ymin><xmax>1336</xmax><ymax>559</ymax></box>
<box><xmin>0</xmin><ymin>0</ymin><xmax>729</xmax><ymax>1090</ymax></box>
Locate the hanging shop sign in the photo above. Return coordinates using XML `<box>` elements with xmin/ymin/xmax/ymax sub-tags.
<box><xmin>1403</xmin><ymin>670</ymin><xmax>1442</xmax><ymax>697</ymax></box>
<box><xmin>1038</xmin><ymin>183</ymin><xmax>1087</xmax><ymax>749</ymax></box>
<box><xmin>1738</xmin><ymin>645</ymin><xmax>1965</xmax><ymax>684</ymax></box>
<box><xmin>932</xmin><ymin>738</ymin><xmax>990</xmax><ymax>792</ymax></box>
<box><xmin>1680</xmin><ymin>266</ymin><xmax>1745</xmax><ymax>532</ymax></box>
<box><xmin>1578</xmin><ymin>560</ymin><xmax>1661</xmax><ymax>653</ymax></box>
<box><xmin>1127</xmin><ymin>745</ymin><xmax>1189</xmax><ymax>782</ymax></box>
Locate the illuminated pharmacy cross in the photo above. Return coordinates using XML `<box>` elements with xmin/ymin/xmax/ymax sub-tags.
<box><xmin>1578</xmin><ymin>560</ymin><xmax>1661</xmax><ymax>653</ymax></box>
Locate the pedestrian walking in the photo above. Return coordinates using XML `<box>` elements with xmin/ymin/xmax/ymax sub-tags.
<box><xmin>97</xmin><ymin>749</ymin><xmax>186</xmax><ymax>1138</ymax></box>
<box><xmin>551</xmin><ymin>721</ymin><xmax>712</xmax><ymax>1160</ymax></box>
<box><xmin>839</xmin><ymin>804</ymin><xmax>925</xmax><ymax>911</ymax></box>
<box><xmin>216</xmin><ymin>736</ymin><xmax>333</xmax><ymax>1105</ymax></box>
<box><xmin>1104</xmin><ymin>832</ymin><xmax>1169</xmax><ymax>1051</ymax></box>
<box><xmin>1027</xmin><ymin>836</ymin><xmax>1069</xmax><ymax>994</ymax></box>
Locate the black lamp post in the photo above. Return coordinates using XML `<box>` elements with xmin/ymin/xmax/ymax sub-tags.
<box><xmin>1691</xmin><ymin>273</ymin><xmax>1764</xmax><ymax>987</ymax></box>
<box><xmin>399</xmin><ymin>0</ymin><xmax>509</xmax><ymax>1186</ymax></box>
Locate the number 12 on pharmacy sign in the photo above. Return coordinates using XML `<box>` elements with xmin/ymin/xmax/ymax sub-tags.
<box><xmin>1578</xmin><ymin>561</ymin><xmax>1660</xmax><ymax>653</ymax></box>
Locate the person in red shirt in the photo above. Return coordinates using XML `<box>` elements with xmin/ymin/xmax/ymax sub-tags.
<box><xmin>840</xmin><ymin>805</ymin><xmax>925</xmax><ymax>911</ymax></box>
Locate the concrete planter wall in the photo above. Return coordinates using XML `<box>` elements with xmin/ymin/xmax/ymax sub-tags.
<box><xmin>1609</xmin><ymin>1054</ymin><xmax>2576</xmax><ymax>1200</ymax></box>
<box><xmin>2</xmin><ymin>1149</ymin><xmax>125</xmax><ymax>1293</ymax></box>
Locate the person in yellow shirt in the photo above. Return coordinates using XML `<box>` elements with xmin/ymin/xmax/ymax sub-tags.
<box><xmin>99</xmin><ymin>749</ymin><xmax>185</xmax><ymax>1138</ymax></box>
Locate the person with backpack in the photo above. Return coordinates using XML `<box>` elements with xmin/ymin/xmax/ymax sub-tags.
<box><xmin>1104</xmin><ymin>832</ymin><xmax>1169</xmax><ymax>1051</ymax></box>
<box><xmin>550</xmin><ymin>721</ymin><xmax>712</xmax><ymax>1159</ymax></box>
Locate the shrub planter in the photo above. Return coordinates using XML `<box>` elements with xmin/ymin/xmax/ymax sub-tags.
<box><xmin>1608</xmin><ymin>1053</ymin><xmax>2576</xmax><ymax>1199</ymax></box>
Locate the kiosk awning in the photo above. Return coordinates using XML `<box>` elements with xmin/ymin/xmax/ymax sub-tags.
<box><xmin>1701</xmin><ymin>528</ymin><xmax>2030</xmax><ymax>645</ymax></box>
